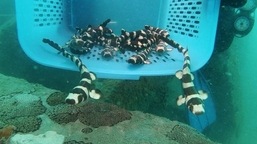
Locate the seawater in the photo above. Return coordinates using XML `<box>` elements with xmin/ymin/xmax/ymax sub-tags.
<box><xmin>228</xmin><ymin>16</ymin><xmax>257</xmax><ymax>143</ymax></box>
<box><xmin>0</xmin><ymin>0</ymin><xmax>257</xmax><ymax>144</ymax></box>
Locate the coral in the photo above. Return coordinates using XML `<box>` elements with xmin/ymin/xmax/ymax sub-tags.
<box><xmin>46</xmin><ymin>92</ymin><xmax>67</xmax><ymax>106</ymax></box>
<box><xmin>46</xmin><ymin>104</ymin><xmax>79</xmax><ymax>124</ymax></box>
<box><xmin>78</xmin><ymin>103</ymin><xmax>132</xmax><ymax>128</ymax></box>
<box><xmin>0</xmin><ymin>125</ymin><xmax>16</xmax><ymax>140</ymax></box>
<box><xmin>5</xmin><ymin>117</ymin><xmax>42</xmax><ymax>133</ymax></box>
<box><xmin>0</xmin><ymin>94</ymin><xmax>46</xmax><ymax>133</ymax></box>
<box><xmin>0</xmin><ymin>94</ymin><xmax>46</xmax><ymax>120</ymax></box>
<box><xmin>46</xmin><ymin>102</ymin><xmax>132</xmax><ymax>128</ymax></box>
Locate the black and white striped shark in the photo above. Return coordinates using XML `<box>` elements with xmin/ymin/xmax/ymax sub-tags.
<box><xmin>42</xmin><ymin>38</ymin><xmax>101</xmax><ymax>104</ymax></box>
<box><xmin>155</xmin><ymin>40</ymin><xmax>168</xmax><ymax>53</ymax></box>
<box><xmin>175</xmin><ymin>45</ymin><xmax>208</xmax><ymax>115</ymax></box>
<box><xmin>160</xmin><ymin>36</ymin><xmax>208</xmax><ymax>115</ymax></box>
<box><xmin>127</xmin><ymin>47</ymin><xmax>152</xmax><ymax>64</ymax></box>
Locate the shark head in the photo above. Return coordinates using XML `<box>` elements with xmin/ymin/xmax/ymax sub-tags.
<box><xmin>187</xmin><ymin>91</ymin><xmax>208</xmax><ymax>115</ymax></box>
<box><xmin>188</xmin><ymin>102</ymin><xmax>205</xmax><ymax>115</ymax></box>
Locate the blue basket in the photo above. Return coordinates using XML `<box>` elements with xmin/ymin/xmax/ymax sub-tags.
<box><xmin>15</xmin><ymin>0</ymin><xmax>220</xmax><ymax>80</ymax></box>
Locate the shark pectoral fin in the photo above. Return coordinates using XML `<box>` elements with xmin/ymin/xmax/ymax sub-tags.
<box><xmin>144</xmin><ymin>60</ymin><xmax>151</xmax><ymax>64</ymax></box>
<box><xmin>175</xmin><ymin>70</ymin><xmax>183</xmax><ymax>79</ymax></box>
<box><xmin>198</xmin><ymin>90</ymin><xmax>208</xmax><ymax>100</ymax></box>
<box><xmin>177</xmin><ymin>95</ymin><xmax>186</xmax><ymax>106</ymax></box>
<box><xmin>89</xmin><ymin>89</ymin><xmax>101</xmax><ymax>99</ymax></box>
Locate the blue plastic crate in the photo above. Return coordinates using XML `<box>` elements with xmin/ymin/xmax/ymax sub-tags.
<box><xmin>15</xmin><ymin>0</ymin><xmax>220</xmax><ymax>79</ymax></box>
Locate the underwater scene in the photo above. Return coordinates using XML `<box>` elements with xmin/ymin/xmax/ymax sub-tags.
<box><xmin>0</xmin><ymin>0</ymin><xmax>256</xmax><ymax>144</ymax></box>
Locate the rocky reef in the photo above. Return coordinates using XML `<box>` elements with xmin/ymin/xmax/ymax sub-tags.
<box><xmin>46</xmin><ymin>92</ymin><xmax>67</xmax><ymax>106</ymax></box>
<box><xmin>0</xmin><ymin>76</ymin><xmax>46</xmax><ymax>134</ymax></box>
<box><xmin>46</xmin><ymin>102</ymin><xmax>132</xmax><ymax>128</ymax></box>
<box><xmin>10</xmin><ymin>131</ymin><xmax>65</xmax><ymax>144</ymax></box>
<box><xmin>0</xmin><ymin>73</ymin><xmax>218</xmax><ymax>144</ymax></box>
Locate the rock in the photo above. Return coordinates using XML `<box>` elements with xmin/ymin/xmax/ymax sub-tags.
<box><xmin>10</xmin><ymin>131</ymin><xmax>65</xmax><ymax>144</ymax></box>
<box><xmin>166</xmin><ymin>123</ymin><xmax>216</xmax><ymax>144</ymax></box>
<box><xmin>0</xmin><ymin>68</ymin><xmax>218</xmax><ymax>144</ymax></box>
<box><xmin>0</xmin><ymin>95</ymin><xmax>46</xmax><ymax>120</ymax></box>
<box><xmin>0</xmin><ymin>74</ymin><xmax>36</xmax><ymax>95</ymax></box>
<box><xmin>14</xmin><ymin>93</ymin><xmax>40</xmax><ymax>104</ymax></box>
<box><xmin>85</xmin><ymin>111</ymin><xmax>218</xmax><ymax>144</ymax></box>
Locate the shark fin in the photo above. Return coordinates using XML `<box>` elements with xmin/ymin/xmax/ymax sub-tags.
<box><xmin>89</xmin><ymin>89</ymin><xmax>101</xmax><ymax>99</ymax></box>
<box><xmin>144</xmin><ymin>60</ymin><xmax>151</xmax><ymax>64</ymax></box>
<box><xmin>177</xmin><ymin>95</ymin><xmax>186</xmax><ymax>106</ymax></box>
<box><xmin>198</xmin><ymin>90</ymin><xmax>208</xmax><ymax>100</ymax></box>
<box><xmin>175</xmin><ymin>70</ymin><xmax>183</xmax><ymax>79</ymax></box>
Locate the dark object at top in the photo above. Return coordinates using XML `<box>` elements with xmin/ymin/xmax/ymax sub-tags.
<box><xmin>215</xmin><ymin>0</ymin><xmax>256</xmax><ymax>52</ymax></box>
<box><xmin>221</xmin><ymin>0</ymin><xmax>247</xmax><ymax>8</ymax></box>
